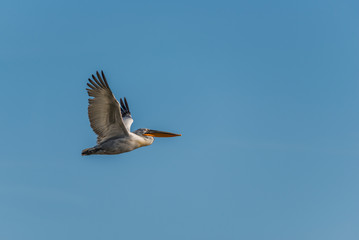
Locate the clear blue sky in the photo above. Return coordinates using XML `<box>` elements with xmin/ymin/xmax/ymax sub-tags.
<box><xmin>1</xmin><ymin>0</ymin><xmax>358</xmax><ymax>239</ymax></box>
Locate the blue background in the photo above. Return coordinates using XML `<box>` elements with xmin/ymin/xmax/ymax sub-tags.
<box><xmin>1</xmin><ymin>0</ymin><xmax>358</xmax><ymax>239</ymax></box>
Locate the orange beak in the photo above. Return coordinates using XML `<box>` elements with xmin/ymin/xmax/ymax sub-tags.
<box><xmin>143</xmin><ymin>129</ymin><xmax>182</xmax><ymax>137</ymax></box>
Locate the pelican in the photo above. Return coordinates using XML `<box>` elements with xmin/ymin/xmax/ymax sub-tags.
<box><xmin>82</xmin><ymin>71</ymin><xmax>181</xmax><ymax>156</ymax></box>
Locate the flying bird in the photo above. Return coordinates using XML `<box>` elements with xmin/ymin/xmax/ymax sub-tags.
<box><xmin>82</xmin><ymin>71</ymin><xmax>181</xmax><ymax>155</ymax></box>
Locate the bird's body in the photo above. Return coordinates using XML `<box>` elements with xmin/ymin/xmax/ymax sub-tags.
<box><xmin>82</xmin><ymin>131</ymin><xmax>154</xmax><ymax>155</ymax></box>
<box><xmin>82</xmin><ymin>71</ymin><xmax>180</xmax><ymax>156</ymax></box>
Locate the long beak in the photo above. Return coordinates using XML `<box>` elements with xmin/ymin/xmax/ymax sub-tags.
<box><xmin>143</xmin><ymin>129</ymin><xmax>182</xmax><ymax>137</ymax></box>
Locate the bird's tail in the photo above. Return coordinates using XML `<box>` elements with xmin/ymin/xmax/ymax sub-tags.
<box><xmin>82</xmin><ymin>147</ymin><xmax>101</xmax><ymax>156</ymax></box>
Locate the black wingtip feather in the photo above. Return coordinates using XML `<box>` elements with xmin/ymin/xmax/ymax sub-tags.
<box><xmin>120</xmin><ymin>98</ymin><xmax>125</xmax><ymax>109</ymax></box>
<box><xmin>119</xmin><ymin>97</ymin><xmax>131</xmax><ymax>116</ymax></box>
<box><xmin>124</xmin><ymin>97</ymin><xmax>130</xmax><ymax>112</ymax></box>
<box><xmin>88</xmin><ymin>78</ymin><xmax>100</xmax><ymax>89</ymax></box>
<box><xmin>96</xmin><ymin>71</ymin><xmax>107</xmax><ymax>88</ymax></box>
<box><xmin>86</xmin><ymin>82</ymin><xmax>95</xmax><ymax>89</ymax></box>
<box><xmin>92</xmin><ymin>74</ymin><xmax>104</xmax><ymax>88</ymax></box>
<box><xmin>101</xmin><ymin>71</ymin><xmax>110</xmax><ymax>88</ymax></box>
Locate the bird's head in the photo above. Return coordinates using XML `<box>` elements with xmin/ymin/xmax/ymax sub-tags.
<box><xmin>134</xmin><ymin>128</ymin><xmax>181</xmax><ymax>140</ymax></box>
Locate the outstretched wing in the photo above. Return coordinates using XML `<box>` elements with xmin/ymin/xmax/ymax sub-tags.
<box><xmin>120</xmin><ymin>97</ymin><xmax>134</xmax><ymax>131</ymax></box>
<box><xmin>86</xmin><ymin>71</ymin><xmax>129</xmax><ymax>144</ymax></box>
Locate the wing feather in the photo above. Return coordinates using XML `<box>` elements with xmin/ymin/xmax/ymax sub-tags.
<box><xmin>86</xmin><ymin>71</ymin><xmax>129</xmax><ymax>143</ymax></box>
<box><xmin>120</xmin><ymin>97</ymin><xmax>134</xmax><ymax>131</ymax></box>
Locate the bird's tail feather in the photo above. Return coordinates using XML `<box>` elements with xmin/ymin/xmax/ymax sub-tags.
<box><xmin>82</xmin><ymin>147</ymin><xmax>100</xmax><ymax>156</ymax></box>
